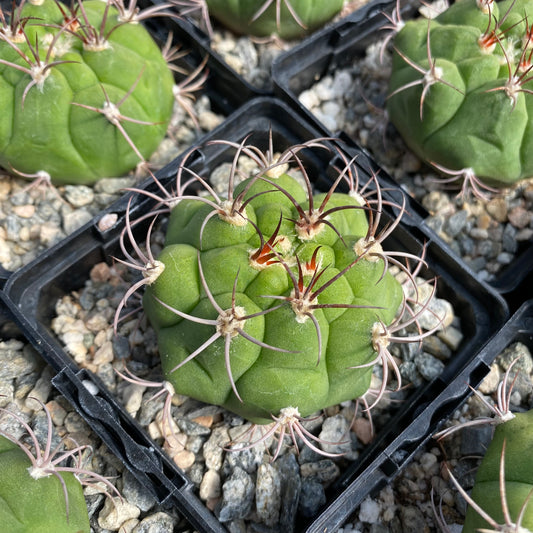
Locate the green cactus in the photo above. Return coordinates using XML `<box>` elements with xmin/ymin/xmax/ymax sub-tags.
<box><xmin>116</xmin><ymin>138</ymin><xmax>439</xmax><ymax>456</ymax></box>
<box><xmin>462</xmin><ymin>409</ymin><xmax>533</xmax><ymax>531</ymax></box>
<box><xmin>0</xmin><ymin>0</ymin><xmax>175</xmax><ymax>185</ymax></box>
<box><xmin>0</xmin><ymin>399</ymin><xmax>121</xmax><ymax>533</ymax></box>
<box><xmin>0</xmin><ymin>435</ymin><xmax>90</xmax><ymax>533</ymax></box>
<box><xmin>202</xmin><ymin>0</ymin><xmax>345</xmax><ymax>39</ymax></box>
<box><xmin>386</xmin><ymin>0</ymin><xmax>533</xmax><ymax>194</ymax></box>
<box><xmin>436</xmin><ymin>357</ymin><xmax>533</xmax><ymax>531</ymax></box>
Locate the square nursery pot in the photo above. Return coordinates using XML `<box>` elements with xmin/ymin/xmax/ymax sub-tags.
<box><xmin>271</xmin><ymin>0</ymin><xmax>533</xmax><ymax>310</ymax></box>
<box><xmin>0</xmin><ymin>97</ymin><xmax>510</xmax><ymax>532</ymax></box>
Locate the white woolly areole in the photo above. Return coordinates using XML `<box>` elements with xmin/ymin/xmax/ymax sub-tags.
<box><xmin>217</xmin><ymin>306</ymin><xmax>246</xmax><ymax>337</ymax></box>
<box><xmin>28</xmin><ymin>465</ymin><xmax>52</xmax><ymax>480</ymax></box>
<box><xmin>218</xmin><ymin>202</ymin><xmax>248</xmax><ymax>226</ymax></box>
<box><xmin>371</xmin><ymin>322</ymin><xmax>389</xmax><ymax>352</ymax></box>
<box><xmin>265</xmin><ymin>153</ymin><xmax>289</xmax><ymax>178</ymax></box>
<box><xmin>84</xmin><ymin>40</ymin><xmax>111</xmax><ymax>52</ymax></box>
<box><xmin>354</xmin><ymin>236</ymin><xmax>382</xmax><ymax>262</ymax></box>
<box><xmin>289</xmin><ymin>290</ymin><xmax>317</xmax><ymax>323</ymax></box>
<box><xmin>278</xmin><ymin>406</ymin><xmax>301</xmax><ymax>422</ymax></box>
<box><xmin>143</xmin><ymin>260</ymin><xmax>165</xmax><ymax>285</ymax></box>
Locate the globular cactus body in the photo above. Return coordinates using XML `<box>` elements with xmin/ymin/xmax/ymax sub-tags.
<box><xmin>143</xmin><ymin>169</ymin><xmax>404</xmax><ymax>425</ymax></box>
<box><xmin>0</xmin><ymin>0</ymin><xmax>175</xmax><ymax>185</ymax></box>
<box><xmin>204</xmin><ymin>0</ymin><xmax>344</xmax><ymax>39</ymax></box>
<box><xmin>387</xmin><ymin>0</ymin><xmax>533</xmax><ymax>188</ymax></box>
<box><xmin>463</xmin><ymin>409</ymin><xmax>533</xmax><ymax>531</ymax></box>
<box><xmin>0</xmin><ymin>435</ymin><xmax>90</xmax><ymax>533</ymax></box>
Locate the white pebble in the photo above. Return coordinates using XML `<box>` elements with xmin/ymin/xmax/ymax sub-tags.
<box><xmin>358</xmin><ymin>497</ymin><xmax>380</xmax><ymax>523</ymax></box>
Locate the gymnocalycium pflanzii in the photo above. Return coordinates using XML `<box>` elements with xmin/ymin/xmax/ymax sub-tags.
<box><xmin>0</xmin><ymin>399</ymin><xmax>121</xmax><ymax>533</ymax></box>
<box><xmin>386</xmin><ymin>0</ymin><xmax>533</xmax><ymax>198</ymax></box>
<box><xmin>0</xmin><ymin>0</ymin><xmax>176</xmax><ymax>185</ymax></box>
<box><xmin>173</xmin><ymin>0</ymin><xmax>345</xmax><ymax>39</ymax></box>
<box><xmin>115</xmin><ymin>135</ymin><xmax>443</xmax><ymax>459</ymax></box>
<box><xmin>434</xmin><ymin>357</ymin><xmax>533</xmax><ymax>531</ymax></box>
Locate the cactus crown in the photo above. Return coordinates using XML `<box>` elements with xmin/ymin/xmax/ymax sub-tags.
<box><xmin>115</xmin><ymin>135</ymin><xmax>443</xmax><ymax>458</ymax></box>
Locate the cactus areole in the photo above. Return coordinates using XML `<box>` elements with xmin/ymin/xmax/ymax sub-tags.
<box><xmin>0</xmin><ymin>0</ymin><xmax>174</xmax><ymax>185</ymax></box>
<box><xmin>142</xmin><ymin>165</ymin><xmax>406</xmax><ymax>426</ymax></box>
<box><xmin>387</xmin><ymin>0</ymin><xmax>533</xmax><ymax>188</ymax></box>
<box><xmin>204</xmin><ymin>0</ymin><xmax>345</xmax><ymax>39</ymax></box>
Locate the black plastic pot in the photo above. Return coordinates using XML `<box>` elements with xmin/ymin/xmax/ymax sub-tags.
<box><xmin>271</xmin><ymin>0</ymin><xmax>533</xmax><ymax>310</ymax></box>
<box><xmin>0</xmin><ymin>97</ymin><xmax>510</xmax><ymax>532</ymax></box>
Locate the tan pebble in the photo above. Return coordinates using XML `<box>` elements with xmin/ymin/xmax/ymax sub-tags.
<box><xmin>12</xmin><ymin>204</ymin><xmax>35</xmax><ymax>218</ymax></box>
<box><xmin>122</xmin><ymin>383</ymin><xmax>145</xmax><ymax>416</ymax></box>
<box><xmin>44</xmin><ymin>400</ymin><xmax>68</xmax><ymax>426</ymax></box>
<box><xmin>90</xmin><ymin>262</ymin><xmax>112</xmax><ymax>283</ymax></box>
<box><xmin>199</xmin><ymin>469</ymin><xmax>221</xmax><ymax>501</ymax></box>
<box><xmin>117</xmin><ymin>517</ymin><xmax>139</xmax><ymax>533</ymax></box>
<box><xmin>163</xmin><ymin>431</ymin><xmax>187</xmax><ymax>453</ymax></box>
<box><xmin>436</xmin><ymin>326</ymin><xmax>464</xmax><ymax>351</ymax></box>
<box><xmin>18</xmin><ymin>226</ymin><xmax>31</xmax><ymax>242</ymax></box>
<box><xmin>206</xmin><ymin>497</ymin><xmax>220</xmax><ymax>512</ymax></box>
<box><xmin>486</xmin><ymin>197</ymin><xmax>508</xmax><ymax>222</ymax></box>
<box><xmin>39</xmin><ymin>224</ymin><xmax>62</xmax><ymax>246</ymax></box>
<box><xmin>86</xmin><ymin>314</ymin><xmax>110</xmax><ymax>333</ymax></box>
<box><xmin>173</xmin><ymin>449</ymin><xmax>195</xmax><ymax>470</ymax></box>
<box><xmin>476</xmin><ymin>213</ymin><xmax>491</xmax><ymax>230</ymax></box>
<box><xmin>508</xmin><ymin>205</ymin><xmax>531</xmax><ymax>229</ymax></box>
<box><xmin>97</xmin><ymin>498</ymin><xmax>140</xmax><ymax>530</ymax></box>
<box><xmin>148</xmin><ymin>421</ymin><xmax>162</xmax><ymax>441</ymax></box>
<box><xmin>353</xmin><ymin>417</ymin><xmax>373</xmax><ymax>445</ymax></box>
<box><xmin>94</xmin><ymin>329</ymin><xmax>109</xmax><ymax>347</ymax></box>
<box><xmin>97</xmin><ymin>212</ymin><xmax>118</xmax><ymax>232</ymax></box>
<box><xmin>192</xmin><ymin>414</ymin><xmax>214</xmax><ymax>428</ymax></box>
<box><xmin>93</xmin><ymin>341</ymin><xmax>114</xmax><ymax>365</ymax></box>
<box><xmin>0</xmin><ymin>179</ymin><xmax>11</xmax><ymax>198</ymax></box>
<box><xmin>478</xmin><ymin>363</ymin><xmax>501</xmax><ymax>395</ymax></box>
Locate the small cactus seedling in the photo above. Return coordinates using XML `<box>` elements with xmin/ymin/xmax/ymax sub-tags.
<box><xmin>0</xmin><ymin>399</ymin><xmax>121</xmax><ymax>533</ymax></box>
<box><xmin>436</xmin><ymin>357</ymin><xmax>533</xmax><ymax>532</ymax></box>
<box><xmin>115</xmin><ymin>135</ymin><xmax>442</xmax><ymax>456</ymax></box>
<box><xmin>175</xmin><ymin>0</ymin><xmax>345</xmax><ymax>39</ymax></box>
<box><xmin>0</xmin><ymin>0</ymin><xmax>175</xmax><ymax>184</ymax></box>
<box><xmin>386</xmin><ymin>0</ymin><xmax>533</xmax><ymax>195</ymax></box>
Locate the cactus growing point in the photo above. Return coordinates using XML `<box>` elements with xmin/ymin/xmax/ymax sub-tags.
<box><xmin>386</xmin><ymin>0</ymin><xmax>533</xmax><ymax>196</ymax></box>
<box><xmin>0</xmin><ymin>0</ymin><xmax>175</xmax><ymax>185</ymax></box>
<box><xmin>115</xmin><ymin>136</ymin><xmax>442</xmax><ymax>456</ymax></box>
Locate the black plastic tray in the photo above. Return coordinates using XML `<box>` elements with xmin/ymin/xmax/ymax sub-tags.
<box><xmin>0</xmin><ymin>97</ymin><xmax>510</xmax><ymax>532</ymax></box>
<box><xmin>271</xmin><ymin>0</ymin><xmax>533</xmax><ymax>308</ymax></box>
